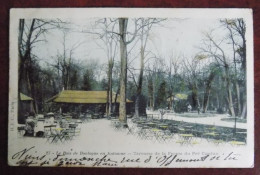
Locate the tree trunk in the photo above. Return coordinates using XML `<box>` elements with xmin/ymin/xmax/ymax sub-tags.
<box><xmin>18</xmin><ymin>19</ymin><xmax>36</xmax><ymax>118</ymax></box>
<box><xmin>192</xmin><ymin>83</ymin><xmax>200</xmax><ymax>109</ymax></box>
<box><xmin>203</xmin><ymin>72</ymin><xmax>215</xmax><ymax>113</ymax></box>
<box><xmin>113</xmin><ymin>84</ymin><xmax>120</xmax><ymax>114</ymax></box>
<box><xmin>66</xmin><ymin>66</ymin><xmax>70</xmax><ymax>90</ymax></box>
<box><xmin>225</xmin><ymin>66</ymin><xmax>235</xmax><ymax>116</ymax></box>
<box><xmin>118</xmin><ymin>18</ymin><xmax>128</xmax><ymax>123</ymax></box>
<box><xmin>152</xmin><ymin>75</ymin><xmax>156</xmax><ymax>111</ymax></box>
<box><xmin>241</xmin><ymin>100</ymin><xmax>247</xmax><ymax>118</ymax></box>
<box><xmin>235</xmin><ymin>81</ymin><xmax>241</xmax><ymax>116</ymax></box>
<box><xmin>216</xmin><ymin>94</ymin><xmax>219</xmax><ymax>110</ymax></box>
<box><xmin>135</xmin><ymin>95</ymin><xmax>140</xmax><ymax>117</ymax></box>
<box><xmin>148</xmin><ymin>75</ymin><xmax>154</xmax><ymax>111</ymax></box>
<box><xmin>106</xmin><ymin>81</ymin><xmax>109</xmax><ymax>116</ymax></box>
<box><xmin>135</xmin><ymin>46</ymin><xmax>145</xmax><ymax>117</ymax></box>
<box><xmin>106</xmin><ymin>62</ymin><xmax>113</xmax><ymax>116</ymax></box>
<box><xmin>18</xmin><ymin>19</ymin><xmax>35</xmax><ymax>95</ymax></box>
<box><xmin>169</xmin><ymin>95</ymin><xmax>174</xmax><ymax>111</ymax></box>
<box><xmin>109</xmin><ymin>61</ymin><xmax>113</xmax><ymax>116</ymax></box>
<box><xmin>26</xmin><ymin>68</ymin><xmax>34</xmax><ymax>113</ymax></box>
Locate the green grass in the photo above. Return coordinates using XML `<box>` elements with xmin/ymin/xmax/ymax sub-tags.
<box><xmin>221</xmin><ymin>118</ymin><xmax>247</xmax><ymax>123</ymax></box>
<box><xmin>174</xmin><ymin>112</ymin><xmax>216</xmax><ymax>118</ymax></box>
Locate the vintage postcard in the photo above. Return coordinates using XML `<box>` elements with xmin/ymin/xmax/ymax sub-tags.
<box><xmin>8</xmin><ymin>8</ymin><xmax>254</xmax><ymax>167</ymax></box>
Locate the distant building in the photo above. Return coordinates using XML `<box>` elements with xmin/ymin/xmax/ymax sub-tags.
<box><xmin>18</xmin><ymin>93</ymin><xmax>34</xmax><ymax>124</ymax></box>
<box><xmin>167</xmin><ymin>93</ymin><xmax>188</xmax><ymax>112</ymax></box>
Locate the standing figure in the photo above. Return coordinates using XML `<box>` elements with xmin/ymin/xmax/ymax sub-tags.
<box><xmin>187</xmin><ymin>104</ymin><xmax>192</xmax><ymax>112</ymax></box>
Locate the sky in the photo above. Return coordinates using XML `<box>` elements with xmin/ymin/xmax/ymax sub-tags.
<box><xmin>32</xmin><ymin>18</ymin><xmax>226</xmax><ymax>76</ymax></box>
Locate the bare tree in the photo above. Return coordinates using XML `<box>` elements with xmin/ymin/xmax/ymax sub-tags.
<box><xmin>18</xmin><ymin>19</ymin><xmax>66</xmax><ymax>117</ymax></box>
<box><xmin>182</xmin><ymin>56</ymin><xmax>202</xmax><ymax>112</ymax></box>
<box><xmin>118</xmin><ymin>18</ymin><xmax>166</xmax><ymax>122</ymax></box>
<box><xmin>145</xmin><ymin>57</ymin><xmax>167</xmax><ymax>110</ymax></box>
<box><xmin>133</xmin><ymin>18</ymin><xmax>165</xmax><ymax>117</ymax></box>
<box><xmin>201</xmin><ymin>62</ymin><xmax>220</xmax><ymax>113</ymax></box>
<box><xmin>200</xmin><ymin>32</ymin><xmax>236</xmax><ymax>116</ymax></box>
<box><xmin>118</xmin><ymin>18</ymin><xmax>128</xmax><ymax>123</ymax></box>
<box><xmin>52</xmin><ymin>30</ymin><xmax>84</xmax><ymax>91</ymax></box>
<box><xmin>221</xmin><ymin>19</ymin><xmax>246</xmax><ymax>118</ymax></box>
<box><xmin>165</xmin><ymin>52</ymin><xmax>181</xmax><ymax>110</ymax></box>
<box><xmin>92</xmin><ymin>18</ymin><xmax>119</xmax><ymax>116</ymax></box>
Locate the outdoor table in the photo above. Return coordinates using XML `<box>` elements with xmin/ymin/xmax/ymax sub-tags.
<box><xmin>135</xmin><ymin>120</ymin><xmax>146</xmax><ymax>124</ymax></box>
<box><xmin>229</xmin><ymin>141</ymin><xmax>246</xmax><ymax>146</ymax></box>
<box><xmin>146</xmin><ymin>122</ymin><xmax>156</xmax><ymax>127</ymax></box>
<box><xmin>151</xmin><ymin>128</ymin><xmax>161</xmax><ymax>136</ymax></box>
<box><xmin>147</xmin><ymin>114</ymin><xmax>154</xmax><ymax>119</ymax></box>
<box><xmin>141</xmin><ymin>125</ymin><xmax>150</xmax><ymax>129</ymax></box>
<box><xmin>192</xmin><ymin>129</ymin><xmax>204</xmax><ymax>137</ymax></box>
<box><xmin>235</xmin><ymin>132</ymin><xmax>247</xmax><ymax>140</ymax></box>
<box><xmin>75</xmin><ymin>120</ymin><xmax>82</xmax><ymax>129</ymax></box>
<box><xmin>213</xmin><ymin>139</ymin><xmax>224</xmax><ymax>145</ymax></box>
<box><xmin>152</xmin><ymin>128</ymin><xmax>161</xmax><ymax>132</ymax></box>
<box><xmin>204</xmin><ymin>132</ymin><xmax>219</xmax><ymax>136</ymax></box>
<box><xmin>236</xmin><ymin>131</ymin><xmax>247</xmax><ymax>133</ymax></box>
<box><xmin>135</xmin><ymin>120</ymin><xmax>146</xmax><ymax>127</ymax></box>
<box><xmin>183</xmin><ymin>125</ymin><xmax>193</xmax><ymax>132</ymax></box>
<box><xmin>180</xmin><ymin>134</ymin><xmax>194</xmax><ymax>138</ymax></box>
<box><xmin>151</xmin><ymin>128</ymin><xmax>165</xmax><ymax>142</ymax></box>
<box><xmin>236</xmin><ymin>131</ymin><xmax>247</xmax><ymax>135</ymax></box>
<box><xmin>111</xmin><ymin>118</ymin><xmax>120</xmax><ymax>122</ymax></box>
<box><xmin>111</xmin><ymin>118</ymin><xmax>120</xmax><ymax>124</ymax></box>
<box><xmin>219</xmin><ymin>133</ymin><xmax>233</xmax><ymax>141</ymax></box>
<box><xmin>178</xmin><ymin>134</ymin><xmax>194</xmax><ymax>145</ymax></box>
<box><xmin>169</xmin><ymin>126</ymin><xmax>179</xmax><ymax>133</ymax></box>
<box><xmin>157</xmin><ymin>123</ymin><xmax>168</xmax><ymax>125</ymax></box>
<box><xmin>158</xmin><ymin>125</ymin><xmax>169</xmax><ymax>130</ymax></box>
<box><xmin>44</xmin><ymin>124</ymin><xmax>57</xmax><ymax>134</ymax></box>
<box><xmin>171</xmin><ymin>123</ymin><xmax>179</xmax><ymax>128</ymax></box>
<box><xmin>177</xmin><ymin>127</ymin><xmax>185</xmax><ymax>133</ymax></box>
<box><xmin>204</xmin><ymin>132</ymin><xmax>219</xmax><ymax>141</ymax></box>
<box><xmin>158</xmin><ymin>123</ymin><xmax>168</xmax><ymax>126</ymax></box>
<box><xmin>207</xmin><ymin>127</ymin><xmax>217</xmax><ymax>131</ymax></box>
<box><xmin>184</xmin><ymin>125</ymin><xmax>193</xmax><ymax>129</ymax></box>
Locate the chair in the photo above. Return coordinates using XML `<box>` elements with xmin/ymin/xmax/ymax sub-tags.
<box><xmin>75</xmin><ymin>121</ymin><xmax>82</xmax><ymax>136</ymax></box>
<box><xmin>143</xmin><ymin>129</ymin><xmax>155</xmax><ymax>141</ymax></box>
<box><xmin>60</xmin><ymin>128</ymin><xmax>74</xmax><ymax>141</ymax></box>
<box><xmin>68</xmin><ymin>123</ymin><xmax>78</xmax><ymax>136</ymax></box>
<box><xmin>44</xmin><ymin>125</ymin><xmax>57</xmax><ymax>143</ymax></box>
<box><xmin>91</xmin><ymin>113</ymin><xmax>99</xmax><ymax>119</ymax></box>
<box><xmin>17</xmin><ymin>126</ymin><xmax>25</xmax><ymax>137</ymax></box>
<box><xmin>154</xmin><ymin>130</ymin><xmax>172</xmax><ymax>143</ymax></box>
<box><xmin>126</xmin><ymin>119</ymin><xmax>138</xmax><ymax>135</ymax></box>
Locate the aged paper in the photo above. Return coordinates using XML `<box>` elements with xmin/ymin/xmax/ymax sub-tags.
<box><xmin>8</xmin><ymin>8</ymin><xmax>254</xmax><ymax>167</ymax></box>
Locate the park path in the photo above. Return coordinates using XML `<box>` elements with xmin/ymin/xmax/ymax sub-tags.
<box><xmin>146</xmin><ymin>110</ymin><xmax>247</xmax><ymax>129</ymax></box>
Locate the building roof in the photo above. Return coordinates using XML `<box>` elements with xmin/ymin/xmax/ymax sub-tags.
<box><xmin>20</xmin><ymin>93</ymin><xmax>33</xmax><ymax>101</ymax></box>
<box><xmin>46</xmin><ymin>90</ymin><xmax>133</xmax><ymax>104</ymax></box>
<box><xmin>167</xmin><ymin>93</ymin><xmax>188</xmax><ymax>101</ymax></box>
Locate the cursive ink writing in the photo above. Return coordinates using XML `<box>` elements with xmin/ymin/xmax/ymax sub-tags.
<box><xmin>11</xmin><ymin>147</ymin><xmax>240</xmax><ymax>167</ymax></box>
<box><xmin>12</xmin><ymin>146</ymin><xmax>35</xmax><ymax>160</ymax></box>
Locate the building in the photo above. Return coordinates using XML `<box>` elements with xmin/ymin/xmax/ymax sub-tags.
<box><xmin>18</xmin><ymin>93</ymin><xmax>34</xmax><ymax>123</ymax></box>
<box><xmin>167</xmin><ymin>93</ymin><xmax>188</xmax><ymax>112</ymax></box>
<box><xmin>46</xmin><ymin>90</ymin><xmax>133</xmax><ymax>116</ymax></box>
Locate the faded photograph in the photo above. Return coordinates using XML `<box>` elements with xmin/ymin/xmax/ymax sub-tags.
<box><xmin>9</xmin><ymin>9</ymin><xmax>253</xmax><ymax>167</ymax></box>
